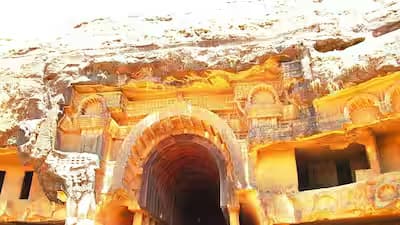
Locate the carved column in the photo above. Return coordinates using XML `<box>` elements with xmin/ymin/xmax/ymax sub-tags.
<box><xmin>363</xmin><ymin>131</ymin><xmax>381</xmax><ymax>175</ymax></box>
<box><xmin>248</xmin><ymin>150</ymin><xmax>258</xmax><ymax>187</ymax></box>
<box><xmin>65</xmin><ymin>182</ymin><xmax>97</xmax><ymax>225</ymax></box>
<box><xmin>97</xmin><ymin>160</ymin><xmax>117</xmax><ymax>195</ymax></box>
<box><xmin>65</xmin><ymin>195</ymin><xmax>95</xmax><ymax>225</ymax></box>
<box><xmin>66</xmin><ymin>197</ymin><xmax>78</xmax><ymax>225</ymax></box>
<box><xmin>53</xmin><ymin>151</ymin><xmax>99</xmax><ymax>225</ymax></box>
<box><xmin>102</xmin><ymin>129</ymin><xmax>113</xmax><ymax>160</ymax></box>
<box><xmin>227</xmin><ymin>205</ymin><xmax>240</xmax><ymax>225</ymax></box>
<box><xmin>351</xmin><ymin>128</ymin><xmax>381</xmax><ymax>175</ymax></box>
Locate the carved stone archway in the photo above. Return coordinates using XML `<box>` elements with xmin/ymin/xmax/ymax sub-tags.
<box><xmin>77</xmin><ymin>94</ymin><xmax>109</xmax><ymax>116</ymax></box>
<box><xmin>343</xmin><ymin>93</ymin><xmax>382</xmax><ymax>124</ymax></box>
<box><xmin>112</xmin><ymin>102</ymin><xmax>247</xmax><ymax>224</ymax></box>
<box><xmin>140</xmin><ymin>133</ymin><xmax>232</xmax><ymax>225</ymax></box>
<box><xmin>247</xmin><ymin>84</ymin><xmax>280</xmax><ymax>105</ymax></box>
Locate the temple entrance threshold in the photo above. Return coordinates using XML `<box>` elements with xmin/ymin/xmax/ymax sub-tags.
<box><xmin>140</xmin><ymin>134</ymin><xmax>228</xmax><ymax>225</ymax></box>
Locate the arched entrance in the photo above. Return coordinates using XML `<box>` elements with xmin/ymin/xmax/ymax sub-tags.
<box><xmin>141</xmin><ymin>134</ymin><xmax>228</xmax><ymax>225</ymax></box>
<box><xmin>112</xmin><ymin>103</ymin><xmax>247</xmax><ymax>225</ymax></box>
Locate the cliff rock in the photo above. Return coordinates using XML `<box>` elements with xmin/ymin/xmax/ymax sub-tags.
<box><xmin>0</xmin><ymin>0</ymin><xmax>399</xmax><ymax>145</ymax></box>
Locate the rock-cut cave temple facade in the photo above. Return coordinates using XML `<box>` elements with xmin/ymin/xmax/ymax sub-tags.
<box><xmin>3</xmin><ymin>57</ymin><xmax>400</xmax><ymax>225</ymax></box>
<box><xmin>0</xmin><ymin>4</ymin><xmax>400</xmax><ymax>225</ymax></box>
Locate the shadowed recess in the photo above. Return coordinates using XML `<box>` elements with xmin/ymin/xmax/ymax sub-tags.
<box><xmin>139</xmin><ymin>134</ymin><xmax>229</xmax><ymax>225</ymax></box>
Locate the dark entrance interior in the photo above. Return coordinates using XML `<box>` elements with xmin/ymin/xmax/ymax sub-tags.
<box><xmin>239</xmin><ymin>203</ymin><xmax>258</xmax><ymax>225</ymax></box>
<box><xmin>140</xmin><ymin>134</ymin><xmax>228</xmax><ymax>225</ymax></box>
<box><xmin>296</xmin><ymin>143</ymin><xmax>370</xmax><ymax>191</ymax></box>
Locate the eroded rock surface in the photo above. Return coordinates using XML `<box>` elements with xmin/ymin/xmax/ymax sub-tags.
<box><xmin>313</xmin><ymin>37</ymin><xmax>365</xmax><ymax>53</ymax></box>
<box><xmin>0</xmin><ymin>0</ymin><xmax>399</xmax><ymax>146</ymax></box>
<box><xmin>18</xmin><ymin>107</ymin><xmax>98</xmax><ymax>225</ymax></box>
<box><xmin>0</xmin><ymin>2</ymin><xmax>398</xmax><ymax>225</ymax></box>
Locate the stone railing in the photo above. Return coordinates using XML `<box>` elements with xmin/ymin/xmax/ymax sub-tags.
<box><xmin>260</xmin><ymin>171</ymin><xmax>400</xmax><ymax>224</ymax></box>
<box><xmin>248</xmin><ymin>123</ymin><xmax>293</xmax><ymax>143</ymax></box>
<box><xmin>291</xmin><ymin>171</ymin><xmax>400</xmax><ymax>222</ymax></box>
<box><xmin>248</xmin><ymin>115</ymin><xmax>350</xmax><ymax>145</ymax></box>
<box><xmin>316</xmin><ymin>116</ymin><xmax>350</xmax><ymax>132</ymax></box>
<box><xmin>247</xmin><ymin>90</ymin><xmax>400</xmax><ymax>145</ymax></box>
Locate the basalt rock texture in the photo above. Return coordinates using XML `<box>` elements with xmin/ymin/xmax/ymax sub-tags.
<box><xmin>0</xmin><ymin>0</ymin><xmax>399</xmax><ymax>146</ymax></box>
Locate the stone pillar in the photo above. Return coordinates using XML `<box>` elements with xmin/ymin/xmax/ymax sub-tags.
<box><xmin>79</xmin><ymin>192</ymin><xmax>96</xmax><ymax>224</ymax></box>
<box><xmin>102</xmin><ymin>131</ymin><xmax>113</xmax><ymax>160</ymax></box>
<box><xmin>133</xmin><ymin>211</ymin><xmax>143</xmax><ymax>225</ymax></box>
<box><xmin>239</xmin><ymin>140</ymin><xmax>252</xmax><ymax>188</ymax></box>
<box><xmin>61</xmin><ymin>153</ymin><xmax>99</xmax><ymax>225</ymax></box>
<box><xmin>65</xmin><ymin>192</ymin><xmax>97</xmax><ymax>225</ymax></box>
<box><xmin>65</xmin><ymin>197</ymin><xmax>78</xmax><ymax>225</ymax></box>
<box><xmin>364</xmin><ymin>131</ymin><xmax>381</xmax><ymax>175</ymax></box>
<box><xmin>352</xmin><ymin>128</ymin><xmax>381</xmax><ymax>175</ymax></box>
<box><xmin>227</xmin><ymin>205</ymin><xmax>240</xmax><ymax>225</ymax></box>
<box><xmin>248</xmin><ymin>151</ymin><xmax>258</xmax><ymax>187</ymax></box>
<box><xmin>98</xmin><ymin>160</ymin><xmax>117</xmax><ymax>194</ymax></box>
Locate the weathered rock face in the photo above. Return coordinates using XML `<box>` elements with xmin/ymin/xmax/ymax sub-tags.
<box><xmin>0</xmin><ymin>0</ymin><xmax>399</xmax><ymax>146</ymax></box>
<box><xmin>17</xmin><ymin>107</ymin><xmax>99</xmax><ymax>225</ymax></box>
<box><xmin>313</xmin><ymin>37</ymin><xmax>366</xmax><ymax>53</ymax></box>
<box><xmin>0</xmin><ymin>2</ymin><xmax>398</xmax><ymax>225</ymax></box>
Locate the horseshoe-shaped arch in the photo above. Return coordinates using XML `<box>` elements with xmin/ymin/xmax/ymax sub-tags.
<box><xmin>112</xmin><ymin>103</ymin><xmax>247</xmax><ymax>211</ymax></box>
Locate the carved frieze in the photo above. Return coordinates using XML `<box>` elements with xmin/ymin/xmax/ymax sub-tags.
<box><xmin>259</xmin><ymin>172</ymin><xmax>400</xmax><ymax>223</ymax></box>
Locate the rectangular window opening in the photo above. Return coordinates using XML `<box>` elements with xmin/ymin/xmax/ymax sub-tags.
<box><xmin>296</xmin><ymin>143</ymin><xmax>370</xmax><ymax>191</ymax></box>
<box><xmin>20</xmin><ymin>171</ymin><xmax>34</xmax><ymax>199</ymax></box>
<box><xmin>0</xmin><ymin>171</ymin><xmax>6</xmax><ymax>193</ymax></box>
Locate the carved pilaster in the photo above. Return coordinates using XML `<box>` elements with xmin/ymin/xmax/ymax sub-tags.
<box><xmin>248</xmin><ymin>150</ymin><xmax>258</xmax><ymax>187</ymax></box>
<box><xmin>363</xmin><ymin>131</ymin><xmax>381</xmax><ymax>175</ymax></box>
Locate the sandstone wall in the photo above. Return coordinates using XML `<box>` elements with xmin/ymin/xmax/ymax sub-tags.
<box><xmin>0</xmin><ymin>149</ymin><xmax>65</xmax><ymax>222</ymax></box>
<box><xmin>377</xmin><ymin>133</ymin><xmax>400</xmax><ymax>173</ymax></box>
<box><xmin>256</xmin><ymin>149</ymin><xmax>298</xmax><ymax>193</ymax></box>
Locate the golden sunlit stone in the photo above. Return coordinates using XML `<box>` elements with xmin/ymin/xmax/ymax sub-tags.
<box><xmin>8</xmin><ymin>58</ymin><xmax>400</xmax><ymax>225</ymax></box>
<box><xmin>0</xmin><ymin>3</ymin><xmax>400</xmax><ymax>225</ymax></box>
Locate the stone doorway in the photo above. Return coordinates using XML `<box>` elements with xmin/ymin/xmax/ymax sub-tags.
<box><xmin>139</xmin><ymin>134</ymin><xmax>229</xmax><ymax>225</ymax></box>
